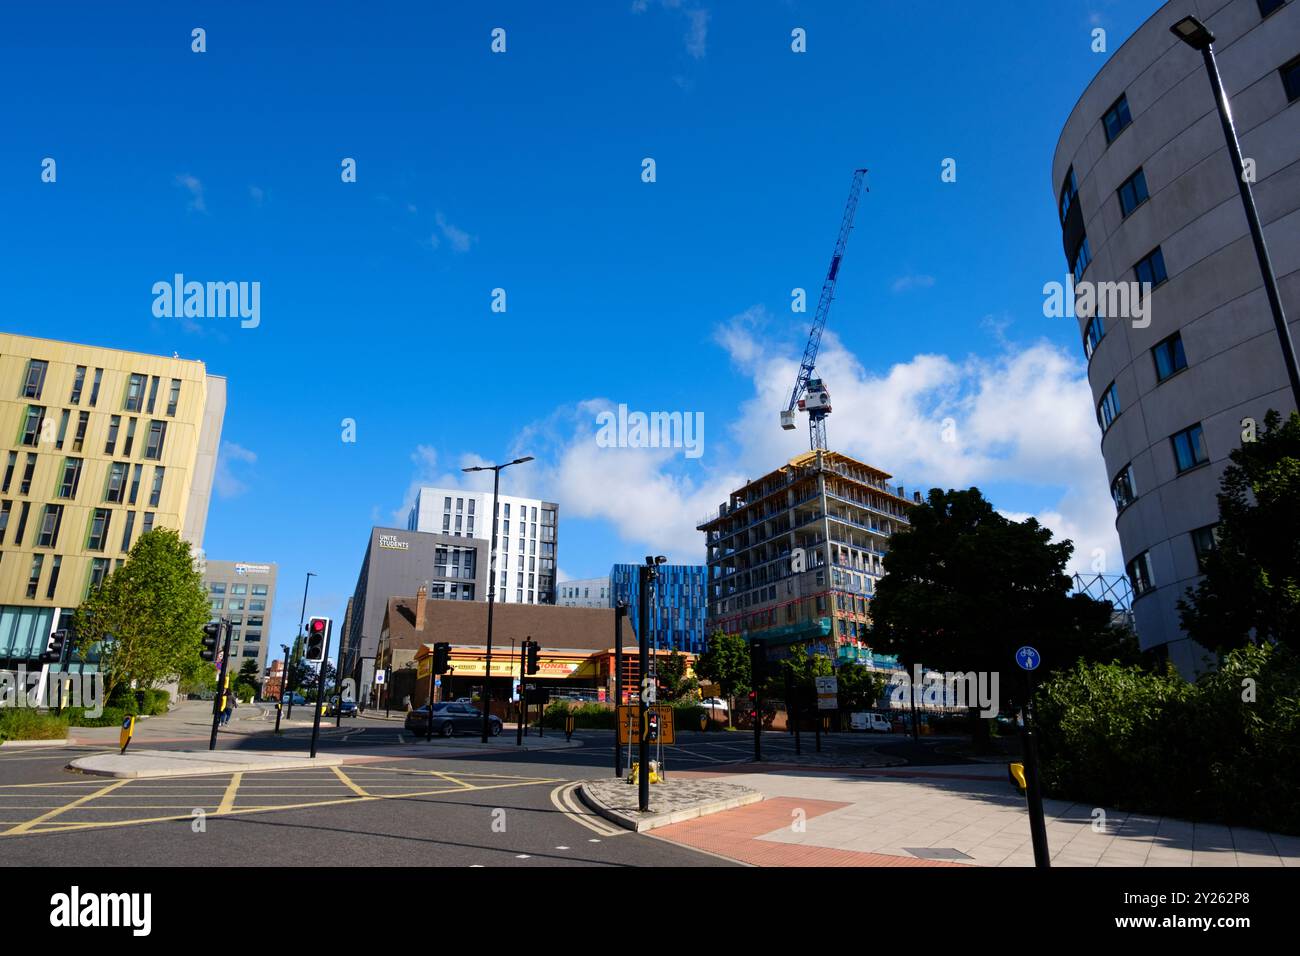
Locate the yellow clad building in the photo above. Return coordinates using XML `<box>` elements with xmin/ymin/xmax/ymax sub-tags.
<box><xmin>0</xmin><ymin>334</ymin><xmax>225</xmax><ymax>668</ymax></box>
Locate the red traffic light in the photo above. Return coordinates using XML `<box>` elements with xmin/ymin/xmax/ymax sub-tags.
<box><xmin>310</xmin><ymin>619</ymin><xmax>326</xmax><ymax>633</ymax></box>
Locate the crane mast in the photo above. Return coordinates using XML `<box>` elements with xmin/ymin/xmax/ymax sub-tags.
<box><xmin>780</xmin><ymin>168</ymin><xmax>868</xmax><ymax>451</ymax></box>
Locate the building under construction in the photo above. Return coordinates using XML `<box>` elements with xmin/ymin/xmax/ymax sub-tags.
<box><xmin>697</xmin><ymin>450</ymin><xmax>919</xmax><ymax>663</ymax></box>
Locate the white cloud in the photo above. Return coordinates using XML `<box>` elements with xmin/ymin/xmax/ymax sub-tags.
<box><xmin>394</xmin><ymin>307</ymin><xmax>1120</xmax><ymax>573</ymax></box>
<box><xmin>891</xmin><ymin>273</ymin><xmax>935</xmax><ymax>293</ymax></box>
<box><xmin>215</xmin><ymin>441</ymin><xmax>256</xmax><ymax>498</ymax></box>
<box><xmin>175</xmin><ymin>173</ymin><xmax>206</xmax><ymax>213</ymax></box>
<box><xmin>434</xmin><ymin>211</ymin><xmax>474</xmax><ymax>253</ymax></box>
<box><xmin>684</xmin><ymin>9</ymin><xmax>709</xmax><ymax>59</ymax></box>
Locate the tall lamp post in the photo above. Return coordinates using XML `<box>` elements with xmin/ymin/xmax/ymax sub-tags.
<box><xmin>463</xmin><ymin>455</ymin><xmax>535</xmax><ymax>743</ymax></box>
<box><xmin>1170</xmin><ymin>15</ymin><xmax>1300</xmax><ymax>409</ymax></box>
<box><xmin>286</xmin><ymin>571</ymin><xmax>316</xmax><ymax>719</ymax></box>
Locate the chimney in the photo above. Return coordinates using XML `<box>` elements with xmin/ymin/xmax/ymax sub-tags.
<box><xmin>415</xmin><ymin>585</ymin><xmax>428</xmax><ymax>631</ymax></box>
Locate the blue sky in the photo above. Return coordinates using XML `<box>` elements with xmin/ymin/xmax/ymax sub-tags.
<box><xmin>1</xmin><ymin>1</ymin><xmax>1160</xmax><ymax>647</ymax></box>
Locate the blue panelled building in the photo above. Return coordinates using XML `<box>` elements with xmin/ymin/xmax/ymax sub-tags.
<box><xmin>610</xmin><ymin>563</ymin><xmax>709</xmax><ymax>655</ymax></box>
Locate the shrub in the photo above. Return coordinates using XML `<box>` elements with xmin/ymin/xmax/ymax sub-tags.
<box><xmin>0</xmin><ymin>709</ymin><xmax>69</xmax><ymax>741</ymax></box>
<box><xmin>542</xmin><ymin>701</ymin><xmax>615</xmax><ymax>729</ymax></box>
<box><xmin>1035</xmin><ymin>645</ymin><xmax>1300</xmax><ymax>834</ymax></box>
<box><xmin>107</xmin><ymin>685</ymin><xmax>139</xmax><ymax>716</ymax></box>
<box><xmin>135</xmin><ymin>688</ymin><xmax>171</xmax><ymax>716</ymax></box>
<box><xmin>64</xmin><ymin>706</ymin><xmax>130</xmax><ymax>728</ymax></box>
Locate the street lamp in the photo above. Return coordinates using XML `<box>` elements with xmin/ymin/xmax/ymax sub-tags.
<box><xmin>1170</xmin><ymin>15</ymin><xmax>1300</xmax><ymax>409</ymax></box>
<box><xmin>463</xmin><ymin>456</ymin><xmax>535</xmax><ymax>742</ymax></box>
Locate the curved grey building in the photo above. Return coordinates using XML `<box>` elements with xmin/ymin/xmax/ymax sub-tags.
<box><xmin>1053</xmin><ymin>0</ymin><xmax>1300</xmax><ymax>673</ymax></box>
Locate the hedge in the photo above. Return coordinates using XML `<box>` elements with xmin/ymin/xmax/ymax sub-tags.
<box><xmin>0</xmin><ymin>709</ymin><xmax>69</xmax><ymax>741</ymax></box>
<box><xmin>64</xmin><ymin>706</ymin><xmax>131</xmax><ymax>728</ymax></box>
<box><xmin>1035</xmin><ymin>644</ymin><xmax>1300</xmax><ymax>835</ymax></box>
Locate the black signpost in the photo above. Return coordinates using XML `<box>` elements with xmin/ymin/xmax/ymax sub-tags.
<box><xmin>1016</xmin><ymin>645</ymin><xmax>1051</xmax><ymax>868</ymax></box>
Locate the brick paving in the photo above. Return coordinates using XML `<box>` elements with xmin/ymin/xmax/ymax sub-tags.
<box><xmin>652</xmin><ymin>796</ymin><xmax>966</xmax><ymax>867</ymax></box>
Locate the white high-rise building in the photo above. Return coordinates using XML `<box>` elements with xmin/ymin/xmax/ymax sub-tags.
<box><xmin>408</xmin><ymin>487</ymin><xmax>558</xmax><ymax>605</ymax></box>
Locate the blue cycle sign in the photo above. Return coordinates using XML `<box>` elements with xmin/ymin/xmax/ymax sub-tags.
<box><xmin>1016</xmin><ymin>646</ymin><xmax>1041</xmax><ymax>671</ymax></box>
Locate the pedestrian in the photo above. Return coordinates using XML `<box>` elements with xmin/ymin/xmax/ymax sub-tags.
<box><xmin>222</xmin><ymin>693</ymin><xmax>236</xmax><ymax>727</ymax></box>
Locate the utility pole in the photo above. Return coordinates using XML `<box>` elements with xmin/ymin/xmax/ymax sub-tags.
<box><xmin>208</xmin><ymin>618</ymin><xmax>233</xmax><ymax>752</ymax></box>
<box><xmin>615</xmin><ymin>601</ymin><xmax>627</xmax><ymax>779</ymax></box>
<box><xmin>274</xmin><ymin>644</ymin><xmax>289</xmax><ymax>733</ymax></box>
<box><xmin>637</xmin><ymin>557</ymin><xmax>664</xmax><ymax>812</ymax></box>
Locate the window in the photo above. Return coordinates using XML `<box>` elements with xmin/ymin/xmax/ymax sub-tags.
<box><xmin>14</xmin><ymin>502</ymin><xmax>30</xmax><ymax>544</ymax></box>
<box><xmin>1071</xmin><ymin>235</ymin><xmax>1092</xmax><ymax>283</ymax></box>
<box><xmin>122</xmin><ymin>419</ymin><xmax>137</xmax><ymax>457</ymax></box>
<box><xmin>1134</xmin><ymin>246</ymin><xmax>1168</xmax><ymax>287</ymax></box>
<box><xmin>70</xmin><ymin>366</ymin><xmax>86</xmax><ymax>404</ymax></box>
<box><xmin>252</xmin><ymin>585</ymin><xmax>268</xmax><ymax>596</ymax></box>
<box><xmin>1103</xmin><ymin>93</ymin><xmax>1132</xmax><ymax>143</ymax></box>
<box><xmin>58</xmin><ymin>458</ymin><xmax>83</xmax><ymax>499</ymax></box>
<box><xmin>442</xmin><ymin>514</ymin><xmax>450</xmax><ymax>532</ymax></box>
<box><xmin>46</xmin><ymin>555</ymin><xmax>62</xmax><ymax>599</ymax></box>
<box><xmin>1083</xmin><ymin>315</ymin><xmax>1105</xmax><ymax>360</ymax></box>
<box><xmin>37</xmin><ymin>504</ymin><xmax>63</xmax><ymax>548</ymax></box>
<box><xmin>22</xmin><ymin>359</ymin><xmax>48</xmax><ymax>399</ymax></box>
<box><xmin>146</xmin><ymin>376</ymin><xmax>160</xmax><ymax>414</ymax></box>
<box><xmin>149</xmin><ymin>467</ymin><xmax>165</xmax><ymax>507</ymax></box>
<box><xmin>125</xmin><ymin>373</ymin><xmax>146</xmax><ymax>411</ymax></box>
<box><xmin>1117</xmin><ymin>168</ymin><xmax>1149</xmax><ymax>218</ymax></box>
<box><xmin>1258</xmin><ymin>0</ymin><xmax>1286</xmax><ymax>16</ymax></box>
<box><xmin>20</xmin><ymin>405</ymin><xmax>45</xmax><ymax>446</ymax></box>
<box><xmin>105</xmin><ymin>462</ymin><xmax>128</xmax><ymax>503</ymax></box>
<box><xmin>143</xmin><ymin>421</ymin><xmax>167</xmax><ymax>460</ymax></box>
<box><xmin>17</xmin><ymin>453</ymin><xmax>36</xmax><ymax>495</ymax></box>
<box><xmin>210</xmin><ymin>583</ymin><xmax>226</xmax><ymax>594</ymax></box>
<box><xmin>1172</xmin><ymin>423</ymin><xmax>1209</xmax><ymax>473</ymax></box>
<box><xmin>231</xmin><ymin>583</ymin><xmax>247</xmax><ymax>595</ymax></box>
<box><xmin>1152</xmin><ymin>332</ymin><xmax>1188</xmax><ymax>383</ymax></box>
<box><xmin>1282</xmin><ymin>54</ymin><xmax>1300</xmax><ymax>102</ymax></box>
<box><xmin>244</xmin><ymin>631</ymin><xmax>261</xmax><ymax>643</ymax></box>
<box><xmin>1109</xmin><ymin>463</ymin><xmax>1136</xmax><ymax>512</ymax></box>
<box><xmin>120</xmin><ymin>511</ymin><xmax>136</xmax><ymax>552</ymax></box>
<box><xmin>0</xmin><ymin>501</ymin><xmax>9</xmax><ymax>545</ymax></box>
<box><xmin>1058</xmin><ymin>167</ymin><xmax>1078</xmax><ymax>223</ymax></box>
<box><xmin>88</xmin><ymin>368</ymin><xmax>102</xmax><ymax>407</ymax></box>
<box><xmin>128</xmin><ymin>464</ymin><xmax>143</xmax><ymax>505</ymax></box>
<box><xmin>249</xmin><ymin>600</ymin><xmax>265</xmax><ymax>611</ymax></box>
<box><xmin>55</xmin><ymin>409</ymin><xmax>70</xmax><ymax>449</ymax></box>
<box><xmin>211</xmin><ymin>598</ymin><xmax>224</xmax><ymax>611</ymax></box>
<box><xmin>87</xmin><ymin>508</ymin><xmax>112</xmax><ymax>551</ymax></box>
<box><xmin>71</xmin><ymin>411</ymin><xmax>88</xmax><ymax>453</ymax></box>
<box><xmin>26</xmin><ymin>554</ymin><xmax>43</xmax><ymax>599</ymax></box>
<box><xmin>1191</xmin><ymin>525</ymin><xmax>1218</xmax><ymax>572</ymax></box>
<box><xmin>167</xmin><ymin>379</ymin><xmax>181</xmax><ymax>416</ymax></box>
<box><xmin>228</xmin><ymin>599</ymin><xmax>245</xmax><ymax>611</ymax></box>
<box><xmin>1097</xmin><ymin>382</ymin><xmax>1121</xmax><ymax>432</ymax></box>
<box><xmin>103</xmin><ymin>415</ymin><xmax>120</xmax><ymax>455</ymax></box>
<box><xmin>88</xmin><ymin>557</ymin><xmax>110</xmax><ymax>593</ymax></box>
<box><xmin>2</xmin><ymin>452</ymin><xmax>14</xmax><ymax>493</ymax></box>
<box><xmin>1126</xmin><ymin>551</ymin><xmax>1154</xmax><ymax>597</ymax></box>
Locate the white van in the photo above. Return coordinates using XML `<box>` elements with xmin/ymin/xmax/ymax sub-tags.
<box><xmin>867</xmin><ymin>713</ymin><xmax>893</xmax><ymax>733</ymax></box>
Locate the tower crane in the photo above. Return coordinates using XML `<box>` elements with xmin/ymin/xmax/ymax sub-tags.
<box><xmin>780</xmin><ymin>168</ymin><xmax>868</xmax><ymax>451</ymax></box>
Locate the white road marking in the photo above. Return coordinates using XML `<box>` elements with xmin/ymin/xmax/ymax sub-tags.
<box><xmin>549</xmin><ymin>782</ymin><xmax>624</xmax><ymax>837</ymax></box>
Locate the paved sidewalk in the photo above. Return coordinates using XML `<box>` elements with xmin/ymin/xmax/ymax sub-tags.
<box><xmin>581</xmin><ymin>777</ymin><xmax>761</xmax><ymax>831</ymax></box>
<box><xmin>651</xmin><ymin>765</ymin><xmax>1300</xmax><ymax>868</ymax></box>
<box><xmin>70</xmin><ymin>749</ymin><xmax>345</xmax><ymax>778</ymax></box>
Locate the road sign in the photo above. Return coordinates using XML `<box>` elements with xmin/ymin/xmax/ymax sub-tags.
<box><xmin>374</xmin><ymin>670</ymin><xmax>386</xmax><ymax>686</ymax></box>
<box><xmin>1016</xmin><ymin>646</ymin><xmax>1041</xmax><ymax>671</ymax></box>
<box><xmin>434</xmin><ymin>677</ymin><xmax>441</xmax><ymax>687</ymax></box>
<box><xmin>640</xmin><ymin>677</ymin><xmax>657</xmax><ymax>704</ymax></box>
<box><xmin>617</xmin><ymin>704</ymin><xmax>674</xmax><ymax>744</ymax></box>
<box><xmin>815</xmin><ymin>675</ymin><xmax>838</xmax><ymax>710</ymax></box>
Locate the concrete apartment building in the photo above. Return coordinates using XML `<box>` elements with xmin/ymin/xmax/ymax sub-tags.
<box><xmin>342</xmin><ymin>526</ymin><xmax>488</xmax><ymax>705</ymax></box>
<box><xmin>1053</xmin><ymin>0</ymin><xmax>1300</xmax><ymax>672</ymax></box>
<box><xmin>557</xmin><ymin>576</ymin><xmax>610</xmax><ymax>608</ymax></box>
<box><xmin>697</xmin><ymin>450</ymin><xmax>916</xmax><ymax>665</ymax></box>
<box><xmin>407</xmin><ymin>486</ymin><xmax>558</xmax><ymax>605</ymax></box>
<box><xmin>0</xmin><ymin>334</ymin><xmax>224</xmax><ymax>670</ymax></box>
<box><xmin>203</xmin><ymin>560</ymin><xmax>278</xmax><ymax>674</ymax></box>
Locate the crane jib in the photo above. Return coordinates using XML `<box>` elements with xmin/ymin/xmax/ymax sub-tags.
<box><xmin>828</xmin><ymin>255</ymin><xmax>841</xmax><ymax>281</ymax></box>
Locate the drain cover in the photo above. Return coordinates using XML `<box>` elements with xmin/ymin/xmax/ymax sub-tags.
<box><xmin>903</xmin><ymin>847</ymin><xmax>973</xmax><ymax>861</ymax></box>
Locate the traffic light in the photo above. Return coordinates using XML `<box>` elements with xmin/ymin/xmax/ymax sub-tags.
<box><xmin>200</xmin><ymin>622</ymin><xmax>221</xmax><ymax>662</ymax></box>
<box><xmin>432</xmin><ymin>642</ymin><xmax>451</xmax><ymax>675</ymax></box>
<box><xmin>39</xmin><ymin>629</ymin><xmax>68</xmax><ymax>665</ymax></box>
<box><xmin>646</xmin><ymin>709</ymin><xmax>659</xmax><ymax>742</ymax></box>
<box><xmin>525</xmin><ymin>640</ymin><xmax>540</xmax><ymax>675</ymax></box>
<box><xmin>305</xmin><ymin>617</ymin><xmax>330</xmax><ymax>661</ymax></box>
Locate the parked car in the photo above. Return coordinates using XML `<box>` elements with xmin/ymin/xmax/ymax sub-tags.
<box><xmin>281</xmin><ymin>693</ymin><xmax>307</xmax><ymax>706</ymax></box>
<box><xmin>405</xmin><ymin>702</ymin><xmax>502</xmax><ymax>738</ymax></box>
<box><xmin>328</xmin><ymin>698</ymin><xmax>358</xmax><ymax>717</ymax></box>
<box><xmin>700</xmin><ymin>697</ymin><xmax>729</xmax><ymax>711</ymax></box>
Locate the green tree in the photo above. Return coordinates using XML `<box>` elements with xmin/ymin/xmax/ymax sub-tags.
<box><xmin>1179</xmin><ymin>410</ymin><xmax>1300</xmax><ymax>653</ymax></box>
<box><xmin>835</xmin><ymin>661</ymin><xmax>890</xmax><ymax>712</ymax></box>
<box><xmin>657</xmin><ymin>649</ymin><xmax>698</xmax><ymax>703</ymax></box>
<box><xmin>870</xmin><ymin>487</ymin><xmax>1134</xmax><ymax>749</ymax></box>
<box><xmin>693</xmin><ymin>630</ymin><xmax>751</xmax><ymax>726</ymax></box>
<box><xmin>73</xmin><ymin>528</ymin><xmax>210</xmax><ymax>697</ymax></box>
